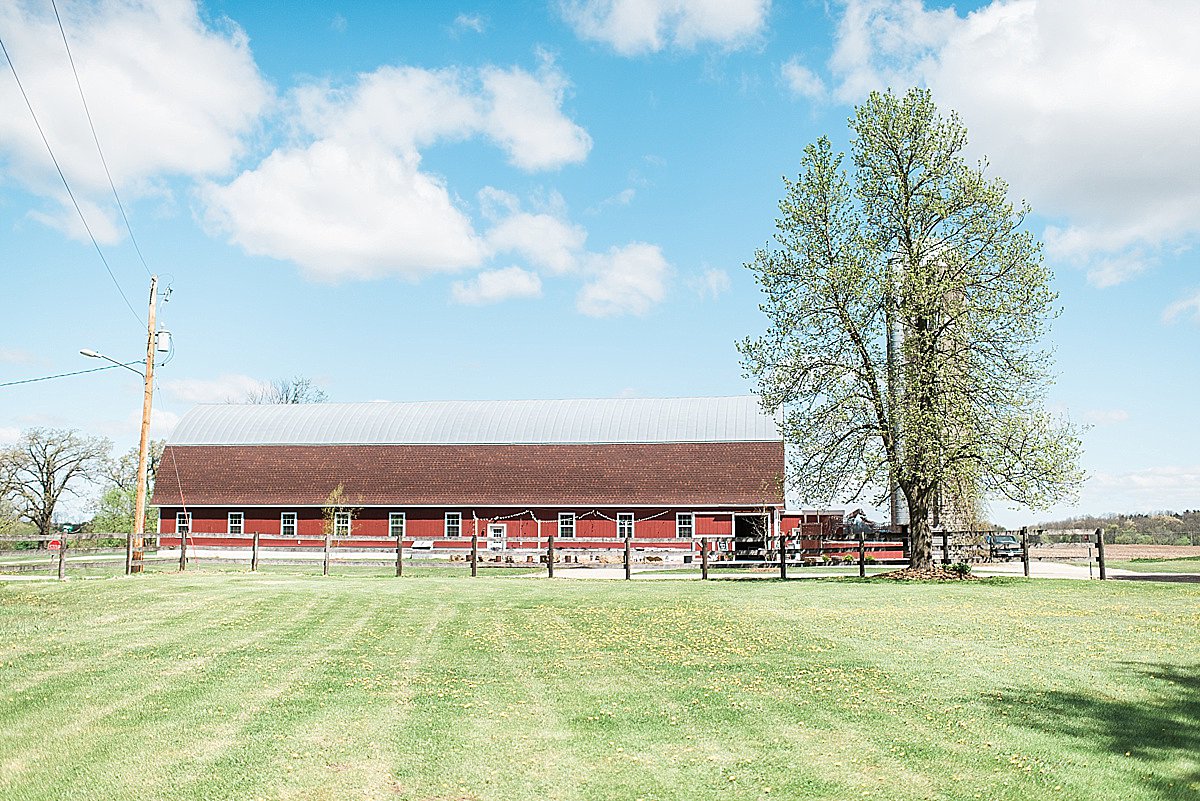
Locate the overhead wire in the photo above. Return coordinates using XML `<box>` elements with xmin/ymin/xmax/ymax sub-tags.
<box><xmin>0</xmin><ymin>361</ymin><xmax>140</xmax><ymax>389</ymax></box>
<box><xmin>49</xmin><ymin>0</ymin><xmax>152</xmax><ymax>279</ymax></box>
<box><xmin>0</xmin><ymin>30</ymin><xmax>143</xmax><ymax>326</ymax></box>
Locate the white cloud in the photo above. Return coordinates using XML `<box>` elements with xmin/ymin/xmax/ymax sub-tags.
<box><xmin>452</xmin><ymin>13</ymin><xmax>486</xmax><ymax>34</ymax></box>
<box><xmin>1163</xmin><ymin>290</ymin><xmax>1200</xmax><ymax>324</ymax></box>
<box><xmin>688</xmin><ymin>267</ymin><xmax>732</xmax><ymax>299</ymax></box>
<box><xmin>781</xmin><ymin>58</ymin><xmax>826</xmax><ymax>101</ymax></box>
<box><xmin>0</xmin><ymin>0</ymin><xmax>270</xmax><ymax>240</ymax></box>
<box><xmin>819</xmin><ymin>0</ymin><xmax>1200</xmax><ymax>281</ymax></box>
<box><xmin>1086</xmin><ymin>466</ymin><xmax>1200</xmax><ymax>514</ymax></box>
<box><xmin>201</xmin><ymin>143</ymin><xmax>486</xmax><ymax>280</ymax></box>
<box><xmin>480</xmin><ymin>65</ymin><xmax>592</xmax><ymax>170</ymax></box>
<box><xmin>451</xmin><ymin>267</ymin><xmax>543</xmax><ymax>305</ymax></box>
<box><xmin>0</xmin><ymin>348</ymin><xmax>34</xmax><ymax>365</ymax></box>
<box><xmin>26</xmin><ymin>193</ymin><xmax>122</xmax><ymax>246</ymax></box>
<box><xmin>577</xmin><ymin>243</ymin><xmax>670</xmax><ymax>317</ymax></box>
<box><xmin>162</xmin><ymin>374</ymin><xmax>266</xmax><ymax>404</ymax></box>
<box><xmin>475</xmin><ymin>191</ymin><xmax>673</xmax><ymax>315</ymax></box>
<box><xmin>486</xmin><ymin>211</ymin><xmax>587</xmax><ymax>274</ymax></box>
<box><xmin>562</xmin><ymin>0</ymin><xmax>770</xmax><ymax>55</ymax></box>
<box><xmin>0</xmin><ymin>426</ymin><xmax>20</xmax><ymax>446</ymax></box>
<box><xmin>202</xmin><ymin>62</ymin><xmax>590</xmax><ymax>281</ymax></box>
<box><xmin>1082</xmin><ymin>409</ymin><xmax>1129</xmax><ymax>426</ymax></box>
<box><xmin>149</xmin><ymin>408</ymin><xmax>181</xmax><ymax>440</ymax></box>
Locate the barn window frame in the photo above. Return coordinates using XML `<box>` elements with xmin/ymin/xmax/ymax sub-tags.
<box><xmin>334</xmin><ymin>511</ymin><xmax>351</xmax><ymax>537</ymax></box>
<box><xmin>617</xmin><ymin>512</ymin><xmax>634</xmax><ymax>539</ymax></box>
<box><xmin>389</xmin><ymin>512</ymin><xmax>406</xmax><ymax>538</ymax></box>
<box><xmin>280</xmin><ymin>511</ymin><xmax>298</xmax><ymax>537</ymax></box>
<box><xmin>227</xmin><ymin>511</ymin><xmax>244</xmax><ymax>535</ymax></box>
<box><xmin>445</xmin><ymin>511</ymin><xmax>462</xmax><ymax>538</ymax></box>
<box><xmin>176</xmin><ymin>511</ymin><xmax>191</xmax><ymax>535</ymax></box>
<box><xmin>676</xmin><ymin>512</ymin><xmax>695</xmax><ymax>539</ymax></box>
<box><xmin>558</xmin><ymin>512</ymin><xmax>576</xmax><ymax>538</ymax></box>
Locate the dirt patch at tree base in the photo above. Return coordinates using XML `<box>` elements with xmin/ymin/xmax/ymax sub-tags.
<box><xmin>876</xmin><ymin>566</ymin><xmax>978</xmax><ymax>581</ymax></box>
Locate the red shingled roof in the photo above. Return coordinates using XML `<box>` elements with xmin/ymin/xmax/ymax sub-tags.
<box><xmin>151</xmin><ymin>442</ymin><xmax>785</xmax><ymax>507</ymax></box>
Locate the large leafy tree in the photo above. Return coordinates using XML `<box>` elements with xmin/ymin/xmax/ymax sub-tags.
<box><xmin>0</xmin><ymin>428</ymin><xmax>111</xmax><ymax>543</ymax></box>
<box><xmin>740</xmin><ymin>88</ymin><xmax>1083</xmax><ymax>569</ymax></box>
<box><xmin>91</xmin><ymin>440</ymin><xmax>165</xmax><ymax>534</ymax></box>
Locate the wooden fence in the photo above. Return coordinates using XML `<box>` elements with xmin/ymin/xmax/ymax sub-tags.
<box><xmin>150</xmin><ymin>530</ymin><xmax>916</xmax><ymax>579</ymax></box>
<box><xmin>1</xmin><ymin>528</ymin><xmax>1111</xmax><ymax>581</ymax></box>
<box><xmin>0</xmin><ymin>533</ymin><xmax>174</xmax><ymax>578</ymax></box>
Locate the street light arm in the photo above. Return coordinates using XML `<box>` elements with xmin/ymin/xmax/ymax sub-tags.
<box><xmin>79</xmin><ymin>349</ymin><xmax>144</xmax><ymax>377</ymax></box>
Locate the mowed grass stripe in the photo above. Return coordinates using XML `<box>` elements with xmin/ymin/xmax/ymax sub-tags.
<box><xmin>1</xmin><ymin>573</ymin><xmax>1198</xmax><ymax>800</ymax></box>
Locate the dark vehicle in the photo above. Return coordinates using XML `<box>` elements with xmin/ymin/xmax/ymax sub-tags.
<box><xmin>986</xmin><ymin>533</ymin><xmax>1021</xmax><ymax>561</ymax></box>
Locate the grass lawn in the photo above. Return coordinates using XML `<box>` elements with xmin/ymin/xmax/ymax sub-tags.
<box><xmin>1086</xmin><ymin>557</ymin><xmax>1200</xmax><ymax>575</ymax></box>
<box><xmin>1</xmin><ymin>572</ymin><xmax>1197</xmax><ymax>800</ymax></box>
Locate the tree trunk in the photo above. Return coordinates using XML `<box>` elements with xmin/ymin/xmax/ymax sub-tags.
<box><xmin>38</xmin><ymin>518</ymin><xmax>53</xmax><ymax>551</ymax></box>
<box><xmin>906</xmin><ymin>489</ymin><xmax>934</xmax><ymax>571</ymax></box>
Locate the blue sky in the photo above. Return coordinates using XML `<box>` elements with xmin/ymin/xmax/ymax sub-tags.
<box><xmin>1</xmin><ymin>0</ymin><xmax>1197</xmax><ymax>525</ymax></box>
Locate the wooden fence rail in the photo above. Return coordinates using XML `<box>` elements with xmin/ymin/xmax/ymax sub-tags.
<box><xmin>1</xmin><ymin>528</ymin><xmax>1109</xmax><ymax>580</ymax></box>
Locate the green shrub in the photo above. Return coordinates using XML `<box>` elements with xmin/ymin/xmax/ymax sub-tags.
<box><xmin>948</xmin><ymin>562</ymin><xmax>972</xmax><ymax>577</ymax></box>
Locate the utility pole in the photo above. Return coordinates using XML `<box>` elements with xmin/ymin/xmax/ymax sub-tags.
<box><xmin>129</xmin><ymin>275</ymin><xmax>158</xmax><ymax>574</ymax></box>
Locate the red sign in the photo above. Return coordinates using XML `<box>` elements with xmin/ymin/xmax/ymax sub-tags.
<box><xmin>48</xmin><ymin>540</ymin><xmax>61</xmax><ymax>551</ymax></box>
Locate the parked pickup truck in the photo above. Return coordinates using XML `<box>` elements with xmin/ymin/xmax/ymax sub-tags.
<box><xmin>986</xmin><ymin>533</ymin><xmax>1022</xmax><ymax>561</ymax></box>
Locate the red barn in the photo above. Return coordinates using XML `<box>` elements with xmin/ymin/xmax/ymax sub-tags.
<box><xmin>151</xmin><ymin>396</ymin><xmax>792</xmax><ymax>556</ymax></box>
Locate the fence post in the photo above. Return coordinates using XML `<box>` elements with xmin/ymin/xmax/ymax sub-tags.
<box><xmin>1096</xmin><ymin>528</ymin><xmax>1107</xmax><ymax>580</ymax></box>
<box><xmin>900</xmin><ymin>524</ymin><xmax>910</xmax><ymax>561</ymax></box>
<box><xmin>395</xmin><ymin>534</ymin><xmax>403</xmax><ymax>577</ymax></box>
<box><xmin>178</xmin><ymin>531</ymin><xmax>187</xmax><ymax>572</ymax></box>
<box><xmin>701</xmin><ymin>538</ymin><xmax>709</xmax><ymax>580</ymax></box>
<box><xmin>624</xmin><ymin>536</ymin><xmax>631</xmax><ymax>580</ymax></box>
<box><xmin>778</xmin><ymin>533</ymin><xmax>787</xmax><ymax>580</ymax></box>
<box><xmin>251</xmin><ymin>532</ymin><xmax>260</xmax><ymax>573</ymax></box>
<box><xmin>1020</xmin><ymin>527</ymin><xmax>1030</xmax><ymax>577</ymax></box>
<box><xmin>125</xmin><ymin>531</ymin><xmax>133</xmax><ymax>576</ymax></box>
<box><xmin>858</xmin><ymin>531</ymin><xmax>866</xmax><ymax>578</ymax></box>
<box><xmin>323</xmin><ymin>533</ymin><xmax>331</xmax><ymax>576</ymax></box>
<box><xmin>547</xmin><ymin>534</ymin><xmax>555</xmax><ymax>578</ymax></box>
<box><xmin>941</xmin><ymin>532</ymin><xmax>950</xmax><ymax>565</ymax></box>
<box><xmin>57</xmin><ymin>539</ymin><xmax>67</xmax><ymax>581</ymax></box>
<box><xmin>470</xmin><ymin>534</ymin><xmax>478</xmax><ymax>577</ymax></box>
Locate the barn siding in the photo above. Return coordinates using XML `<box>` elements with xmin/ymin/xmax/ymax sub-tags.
<box><xmin>159</xmin><ymin>506</ymin><xmax>751</xmax><ymax>541</ymax></box>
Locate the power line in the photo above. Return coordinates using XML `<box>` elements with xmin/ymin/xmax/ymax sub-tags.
<box><xmin>50</xmin><ymin>0</ymin><xmax>152</xmax><ymax>279</ymax></box>
<box><xmin>0</xmin><ymin>32</ymin><xmax>143</xmax><ymax>326</ymax></box>
<box><xmin>0</xmin><ymin>362</ymin><xmax>139</xmax><ymax>389</ymax></box>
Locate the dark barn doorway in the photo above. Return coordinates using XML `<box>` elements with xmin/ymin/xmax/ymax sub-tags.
<box><xmin>734</xmin><ymin>514</ymin><xmax>769</xmax><ymax>563</ymax></box>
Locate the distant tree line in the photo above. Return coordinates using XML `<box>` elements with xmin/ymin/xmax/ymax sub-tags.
<box><xmin>1037</xmin><ymin>511</ymin><xmax>1200</xmax><ymax>546</ymax></box>
<box><xmin>1</xmin><ymin>375</ymin><xmax>328</xmax><ymax>548</ymax></box>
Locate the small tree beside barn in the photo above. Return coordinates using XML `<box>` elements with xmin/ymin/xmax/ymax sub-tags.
<box><xmin>321</xmin><ymin>483</ymin><xmax>359</xmax><ymax>539</ymax></box>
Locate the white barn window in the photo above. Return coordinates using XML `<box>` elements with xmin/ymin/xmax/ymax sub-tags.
<box><xmin>227</xmin><ymin>511</ymin><xmax>244</xmax><ymax>535</ymax></box>
<box><xmin>389</xmin><ymin>512</ymin><xmax>406</xmax><ymax>538</ymax></box>
<box><xmin>617</xmin><ymin>513</ymin><xmax>634</xmax><ymax>539</ymax></box>
<box><xmin>334</xmin><ymin>511</ymin><xmax>351</xmax><ymax>537</ymax></box>
<box><xmin>558</xmin><ymin>512</ymin><xmax>576</xmax><ymax>538</ymax></box>
<box><xmin>676</xmin><ymin>512</ymin><xmax>694</xmax><ymax>539</ymax></box>
<box><xmin>176</xmin><ymin>512</ymin><xmax>191</xmax><ymax>535</ymax></box>
<box><xmin>281</xmin><ymin>512</ymin><xmax>297</xmax><ymax>537</ymax></box>
<box><xmin>445</xmin><ymin>512</ymin><xmax>462</xmax><ymax>538</ymax></box>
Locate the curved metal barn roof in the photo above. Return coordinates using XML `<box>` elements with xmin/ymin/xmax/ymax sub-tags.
<box><xmin>167</xmin><ymin>396</ymin><xmax>781</xmax><ymax>446</ymax></box>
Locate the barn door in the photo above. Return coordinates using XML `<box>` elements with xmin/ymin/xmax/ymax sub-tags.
<box><xmin>487</xmin><ymin>523</ymin><xmax>506</xmax><ymax>551</ymax></box>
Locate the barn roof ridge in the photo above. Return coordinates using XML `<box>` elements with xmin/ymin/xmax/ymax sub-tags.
<box><xmin>167</xmin><ymin>395</ymin><xmax>782</xmax><ymax>446</ymax></box>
